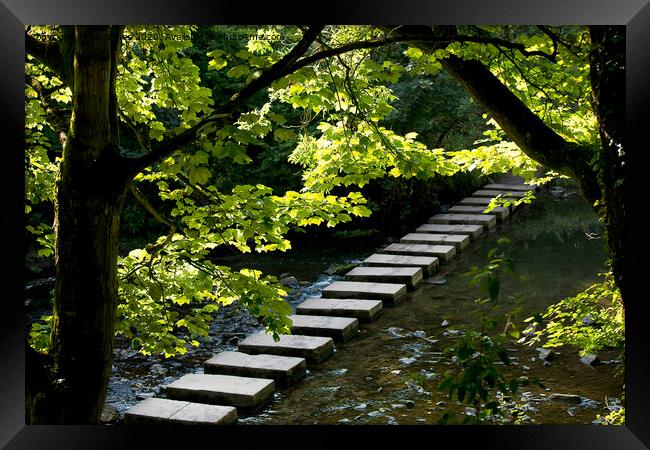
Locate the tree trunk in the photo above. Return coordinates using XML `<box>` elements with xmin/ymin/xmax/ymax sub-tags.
<box><xmin>27</xmin><ymin>25</ymin><xmax>128</xmax><ymax>424</ymax></box>
<box><xmin>588</xmin><ymin>26</ymin><xmax>627</xmax><ymax>300</ymax></box>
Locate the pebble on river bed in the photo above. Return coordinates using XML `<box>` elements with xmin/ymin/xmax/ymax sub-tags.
<box><xmin>549</xmin><ymin>393</ymin><xmax>582</xmax><ymax>403</ymax></box>
<box><xmin>399</xmin><ymin>357</ymin><xmax>417</xmax><ymax>365</ymax></box>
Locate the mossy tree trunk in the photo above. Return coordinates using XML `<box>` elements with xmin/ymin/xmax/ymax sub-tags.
<box><xmin>26</xmin><ymin>25</ymin><xmax>128</xmax><ymax>424</ymax></box>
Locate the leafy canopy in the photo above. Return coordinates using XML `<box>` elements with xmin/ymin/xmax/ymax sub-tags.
<box><xmin>26</xmin><ymin>25</ymin><xmax>597</xmax><ymax>357</ymax></box>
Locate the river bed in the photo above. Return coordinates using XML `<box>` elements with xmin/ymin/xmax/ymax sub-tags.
<box><xmin>24</xmin><ymin>184</ymin><xmax>623</xmax><ymax>425</ymax></box>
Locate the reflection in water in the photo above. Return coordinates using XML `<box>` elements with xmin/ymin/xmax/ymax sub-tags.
<box><xmin>238</xmin><ymin>192</ymin><xmax>622</xmax><ymax>425</ymax></box>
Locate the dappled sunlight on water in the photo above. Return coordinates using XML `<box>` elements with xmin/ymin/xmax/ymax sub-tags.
<box><xmin>238</xmin><ymin>192</ymin><xmax>622</xmax><ymax>425</ymax></box>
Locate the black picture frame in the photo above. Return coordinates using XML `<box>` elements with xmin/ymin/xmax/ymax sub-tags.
<box><xmin>2</xmin><ymin>1</ymin><xmax>647</xmax><ymax>448</ymax></box>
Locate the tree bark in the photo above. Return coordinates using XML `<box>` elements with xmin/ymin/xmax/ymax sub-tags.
<box><xmin>588</xmin><ymin>26</ymin><xmax>627</xmax><ymax>299</ymax></box>
<box><xmin>27</xmin><ymin>25</ymin><xmax>128</xmax><ymax>424</ymax></box>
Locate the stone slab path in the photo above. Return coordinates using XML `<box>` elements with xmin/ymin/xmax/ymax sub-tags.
<box><xmin>123</xmin><ymin>179</ymin><xmax>536</xmax><ymax>424</ymax></box>
<box><xmin>344</xmin><ymin>266</ymin><xmax>423</xmax><ymax>290</ymax></box>
<box><xmin>473</xmin><ymin>189</ymin><xmax>527</xmax><ymax>198</ymax></box>
<box><xmin>429</xmin><ymin>213</ymin><xmax>497</xmax><ymax>230</ymax></box>
<box><xmin>322</xmin><ymin>280</ymin><xmax>407</xmax><ymax>305</ymax></box>
<box><xmin>448</xmin><ymin>204</ymin><xmax>510</xmax><ymax>222</ymax></box>
<box><xmin>124</xmin><ymin>398</ymin><xmax>238</xmax><ymax>425</ymax></box>
<box><xmin>484</xmin><ymin>183</ymin><xmax>536</xmax><ymax>191</ymax></box>
<box><xmin>164</xmin><ymin>374</ymin><xmax>275</xmax><ymax>413</ymax></box>
<box><xmin>361</xmin><ymin>253</ymin><xmax>439</xmax><ymax>276</ymax></box>
<box><xmin>380</xmin><ymin>242</ymin><xmax>456</xmax><ymax>263</ymax></box>
<box><xmin>289</xmin><ymin>314</ymin><xmax>359</xmax><ymax>343</ymax></box>
<box><xmin>238</xmin><ymin>332</ymin><xmax>335</xmax><ymax>363</ymax></box>
<box><xmin>296</xmin><ymin>298</ymin><xmax>383</xmax><ymax>322</ymax></box>
<box><xmin>204</xmin><ymin>351</ymin><xmax>306</xmax><ymax>387</ymax></box>
<box><xmin>400</xmin><ymin>232</ymin><xmax>470</xmax><ymax>251</ymax></box>
<box><xmin>414</xmin><ymin>223</ymin><xmax>483</xmax><ymax>241</ymax></box>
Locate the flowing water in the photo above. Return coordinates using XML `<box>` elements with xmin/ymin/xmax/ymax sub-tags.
<box><xmin>24</xmin><ymin>186</ymin><xmax>623</xmax><ymax>424</ymax></box>
<box><xmin>236</xmin><ymin>189</ymin><xmax>622</xmax><ymax>425</ymax></box>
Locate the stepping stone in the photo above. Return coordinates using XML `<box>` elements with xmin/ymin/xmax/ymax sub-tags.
<box><xmin>473</xmin><ymin>189</ymin><xmax>527</xmax><ymax>198</ymax></box>
<box><xmin>238</xmin><ymin>332</ymin><xmax>335</xmax><ymax>363</ymax></box>
<box><xmin>400</xmin><ymin>232</ymin><xmax>470</xmax><ymax>251</ymax></box>
<box><xmin>124</xmin><ymin>398</ymin><xmax>238</xmax><ymax>425</ymax></box>
<box><xmin>459</xmin><ymin>196</ymin><xmax>498</xmax><ymax>206</ymax></box>
<box><xmin>345</xmin><ymin>266</ymin><xmax>423</xmax><ymax>290</ymax></box>
<box><xmin>429</xmin><ymin>213</ymin><xmax>497</xmax><ymax>230</ymax></box>
<box><xmin>380</xmin><ymin>243</ymin><xmax>456</xmax><ymax>264</ymax></box>
<box><xmin>164</xmin><ymin>374</ymin><xmax>275</xmax><ymax>413</ymax></box>
<box><xmin>449</xmin><ymin>204</ymin><xmax>510</xmax><ymax>222</ymax></box>
<box><xmin>289</xmin><ymin>314</ymin><xmax>359</xmax><ymax>343</ymax></box>
<box><xmin>322</xmin><ymin>280</ymin><xmax>407</xmax><ymax>305</ymax></box>
<box><xmin>361</xmin><ymin>253</ymin><xmax>439</xmax><ymax>276</ymax></box>
<box><xmin>204</xmin><ymin>351</ymin><xmax>306</xmax><ymax>387</ymax></box>
<box><xmin>296</xmin><ymin>298</ymin><xmax>383</xmax><ymax>322</ymax></box>
<box><xmin>484</xmin><ymin>183</ymin><xmax>536</xmax><ymax>192</ymax></box>
<box><xmin>415</xmin><ymin>223</ymin><xmax>483</xmax><ymax>241</ymax></box>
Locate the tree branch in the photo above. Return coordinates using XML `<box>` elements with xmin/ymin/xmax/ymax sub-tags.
<box><xmin>386</xmin><ymin>25</ymin><xmax>601</xmax><ymax>205</ymax></box>
<box><xmin>123</xmin><ymin>27</ymin><xmax>413</xmax><ymax>177</ymax></box>
<box><xmin>124</xmin><ymin>26</ymin><xmax>325</xmax><ymax>175</ymax></box>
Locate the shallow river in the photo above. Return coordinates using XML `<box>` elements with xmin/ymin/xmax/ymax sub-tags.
<box><xmin>25</xmin><ymin>185</ymin><xmax>623</xmax><ymax>425</ymax></box>
<box><xmin>235</xmin><ymin>188</ymin><xmax>622</xmax><ymax>425</ymax></box>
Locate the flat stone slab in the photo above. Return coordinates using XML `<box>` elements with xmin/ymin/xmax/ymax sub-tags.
<box><xmin>296</xmin><ymin>298</ymin><xmax>383</xmax><ymax>322</ymax></box>
<box><xmin>361</xmin><ymin>253</ymin><xmax>439</xmax><ymax>276</ymax></box>
<box><xmin>164</xmin><ymin>374</ymin><xmax>275</xmax><ymax>412</ymax></box>
<box><xmin>473</xmin><ymin>189</ymin><xmax>527</xmax><ymax>198</ymax></box>
<box><xmin>449</xmin><ymin>204</ymin><xmax>509</xmax><ymax>222</ymax></box>
<box><xmin>345</xmin><ymin>266</ymin><xmax>423</xmax><ymax>290</ymax></box>
<box><xmin>238</xmin><ymin>332</ymin><xmax>334</xmax><ymax>363</ymax></box>
<box><xmin>429</xmin><ymin>213</ymin><xmax>497</xmax><ymax>230</ymax></box>
<box><xmin>415</xmin><ymin>223</ymin><xmax>483</xmax><ymax>241</ymax></box>
<box><xmin>322</xmin><ymin>280</ymin><xmax>407</xmax><ymax>305</ymax></box>
<box><xmin>484</xmin><ymin>183</ymin><xmax>536</xmax><ymax>191</ymax></box>
<box><xmin>459</xmin><ymin>196</ymin><xmax>497</xmax><ymax>206</ymax></box>
<box><xmin>380</xmin><ymin>243</ymin><xmax>456</xmax><ymax>264</ymax></box>
<box><xmin>124</xmin><ymin>398</ymin><xmax>238</xmax><ymax>425</ymax></box>
<box><xmin>289</xmin><ymin>314</ymin><xmax>359</xmax><ymax>343</ymax></box>
<box><xmin>204</xmin><ymin>351</ymin><xmax>306</xmax><ymax>387</ymax></box>
<box><xmin>400</xmin><ymin>232</ymin><xmax>470</xmax><ymax>251</ymax></box>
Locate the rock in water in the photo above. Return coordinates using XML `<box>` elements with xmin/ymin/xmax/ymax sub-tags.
<box><xmin>536</xmin><ymin>347</ymin><xmax>556</xmax><ymax>361</ymax></box>
<box><xmin>549</xmin><ymin>393</ymin><xmax>582</xmax><ymax>403</ymax></box>
<box><xmin>399</xmin><ymin>357</ymin><xmax>417</xmax><ymax>365</ymax></box>
<box><xmin>423</xmin><ymin>277</ymin><xmax>447</xmax><ymax>285</ymax></box>
<box><xmin>580</xmin><ymin>354</ymin><xmax>600</xmax><ymax>366</ymax></box>
<box><xmin>100</xmin><ymin>404</ymin><xmax>119</xmax><ymax>423</ymax></box>
<box><xmin>324</xmin><ymin>263</ymin><xmax>358</xmax><ymax>276</ymax></box>
<box><xmin>280</xmin><ymin>276</ymin><xmax>299</xmax><ymax>288</ymax></box>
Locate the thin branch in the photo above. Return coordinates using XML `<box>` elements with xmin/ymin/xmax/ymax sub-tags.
<box><xmin>129</xmin><ymin>183</ymin><xmax>175</xmax><ymax>229</ymax></box>
<box><xmin>25</xmin><ymin>33</ymin><xmax>67</xmax><ymax>83</ymax></box>
<box><xmin>118</xmin><ymin>109</ymin><xmax>151</xmax><ymax>153</ymax></box>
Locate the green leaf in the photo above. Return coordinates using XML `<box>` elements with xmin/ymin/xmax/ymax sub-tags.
<box><xmin>227</xmin><ymin>65</ymin><xmax>250</xmax><ymax>78</ymax></box>
<box><xmin>189</xmin><ymin>167</ymin><xmax>211</xmax><ymax>185</ymax></box>
<box><xmin>404</xmin><ymin>47</ymin><xmax>423</xmax><ymax>59</ymax></box>
<box><xmin>208</xmin><ymin>58</ymin><xmax>227</xmax><ymax>71</ymax></box>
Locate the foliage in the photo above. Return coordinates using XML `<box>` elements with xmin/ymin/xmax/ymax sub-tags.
<box><xmin>450</xmin><ymin>26</ymin><xmax>599</xmax><ymax>146</ymax></box>
<box><xmin>596</xmin><ymin>401</ymin><xmax>625</xmax><ymax>425</ymax></box>
<box><xmin>521</xmin><ymin>271</ymin><xmax>624</xmax><ymax>358</ymax></box>
<box><xmin>437</xmin><ymin>239</ymin><xmax>543</xmax><ymax>424</ymax></box>
<box><xmin>25</xmin><ymin>25</ymin><xmax>611</xmax><ymax>362</ymax></box>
